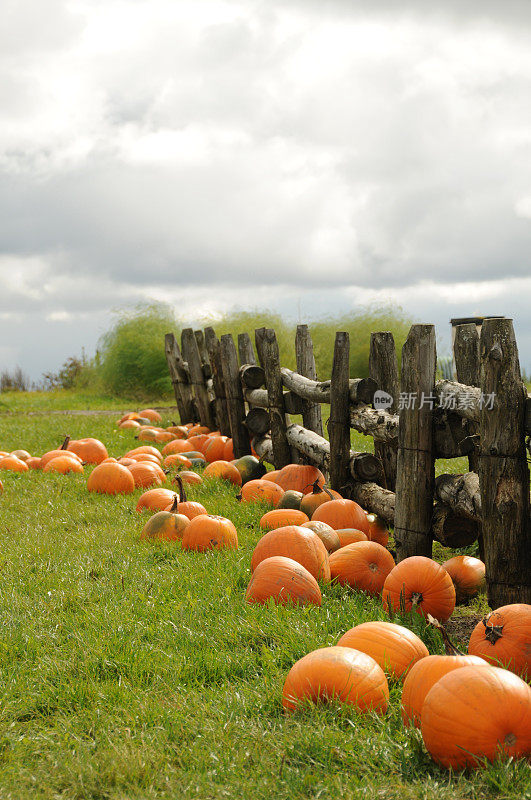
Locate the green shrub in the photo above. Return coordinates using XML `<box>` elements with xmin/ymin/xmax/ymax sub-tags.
<box><xmin>200</xmin><ymin>305</ymin><xmax>414</xmax><ymax>379</ymax></box>
<box><xmin>99</xmin><ymin>304</ymin><xmax>176</xmax><ymax>399</ymax></box>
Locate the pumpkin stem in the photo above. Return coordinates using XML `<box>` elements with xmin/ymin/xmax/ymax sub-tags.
<box><xmin>60</xmin><ymin>436</ymin><xmax>71</xmax><ymax>451</ymax></box>
<box><xmin>173</xmin><ymin>474</ymin><xmax>187</xmax><ymax>503</ymax></box>
<box><xmin>410</xmin><ymin>591</ymin><xmax>423</xmax><ymax>608</ymax></box>
<box><xmin>169</xmin><ymin>494</ymin><xmax>179</xmax><ymax>513</ymax></box>
<box><xmin>303</xmin><ymin>480</ymin><xmax>333</xmax><ymax>500</ymax></box>
<box><xmin>482</xmin><ymin>613</ymin><xmax>504</xmax><ymax>645</ymax></box>
<box><xmin>426</xmin><ymin>614</ymin><xmax>464</xmax><ymax>655</ymax></box>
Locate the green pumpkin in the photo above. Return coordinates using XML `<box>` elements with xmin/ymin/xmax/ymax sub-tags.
<box><xmin>234</xmin><ymin>455</ymin><xmax>266</xmax><ymax>484</ymax></box>
<box><xmin>277</xmin><ymin>490</ymin><xmax>303</xmax><ymax>510</ymax></box>
<box><xmin>188</xmin><ymin>457</ymin><xmax>207</xmax><ymax>468</ymax></box>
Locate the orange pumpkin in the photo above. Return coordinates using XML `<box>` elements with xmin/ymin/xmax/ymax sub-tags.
<box><xmin>468</xmin><ymin>604</ymin><xmax>531</xmax><ymax>679</ymax></box>
<box><xmin>203</xmin><ymin>460</ymin><xmax>242</xmax><ymax>486</ymax></box>
<box><xmin>9</xmin><ymin>449</ymin><xmax>31</xmax><ymax>462</ymax></box>
<box><xmin>119</xmin><ymin>419</ymin><xmax>141</xmax><ymax>429</ymax></box>
<box><xmin>420</xmin><ymin>665</ymin><xmax>531</xmax><ymax>770</ymax></box>
<box><xmin>117</xmin><ymin>457</ymin><xmax>136</xmax><ymax>467</ymax></box>
<box><xmin>246</xmin><ymin>556</ymin><xmax>321</xmax><ymax>607</ymax></box>
<box><xmin>178</xmin><ymin>471</ymin><xmax>203</xmax><ymax>486</ymax></box>
<box><xmin>140</xmin><ymin>496</ymin><xmax>190</xmax><ymax>541</ymax></box>
<box><xmin>282</xmin><ymin>647</ymin><xmax>389</xmax><ymax>714</ymax></box>
<box><xmin>181</xmin><ymin>514</ymin><xmax>238</xmax><ymax>552</ymax></box>
<box><xmin>0</xmin><ymin>455</ymin><xmax>29</xmax><ymax>472</ymax></box>
<box><xmin>401</xmin><ymin>654</ymin><xmax>489</xmax><ymax>728</ymax></box>
<box><xmin>366</xmin><ymin>514</ymin><xmax>390</xmax><ymax>548</ymax></box>
<box><xmin>382</xmin><ymin>556</ymin><xmax>456</xmax><ymax>622</ymax></box>
<box><xmin>136</xmin><ymin>488</ymin><xmax>176</xmax><ymax>513</ymax></box>
<box><xmin>137</xmin><ymin>428</ymin><xmax>160</xmax><ymax>442</ymax></box>
<box><xmin>260</xmin><ymin>509</ymin><xmax>310</xmax><ymax>530</ymax></box>
<box><xmin>128</xmin><ymin>461</ymin><xmax>165</xmax><ymax>489</ymax></box>
<box><xmin>330</xmin><ymin>541</ymin><xmax>395</xmax><ymax>596</ymax></box>
<box><xmin>163</xmin><ymin>453</ymin><xmax>193</xmax><ymax>469</ymax></box>
<box><xmin>251</xmin><ymin>525</ymin><xmax>330</xmax><ymax>582</ymax></box>
<box><xmin>301</xmin><ymin>521</ymin><xmax>341</xmax><ymax>553</ymax></box>
<box><xmin>312</xmin><ymin>499</ymin><xmax>370</xmax><ymax>534</ymax></box>
<box><xmin>41</xmin><ymin>451</ymin><xmax>82</xmax><ymax>469</ymax></box>
<box><xmin>223</xmin><ymin>438</ymin><xmax>234</xmax><ymax>461</ymax></box>
<box><xmin>125</xmin><ymin>444</ymin><xmax>164</xmax><ymax>463</ymax></box>
<box><xmin>240</xmin><ymin>479</ymin><xmax>284</xmax><ymax>506</ymax></box>
<box><xmin>300</xmin><ymin>482</ymin><xmax>341</xmax><ymax>518</ymax></box>
<box><xmin>203</xmin><ymin>436</ymin><xmax>229</xmax><ymax>463</ymax></box>
<box><xmin>338</xmin><ymin>621</ymin><xmax>429</xmax><ymax>682</ymax></box>
<box><xmin>154</xmin><ymin>431</ymin><xmax>175</xmax><ymax>443</ymax></box>
<box><xmin>262</xmin><ymin>470</ymin><xmax>281</xmax><ymax>483</ymax></box>
<box><xmin>67</xmin><ymin>438</ymin><xmax>108</xmax><ymax>464</ymax></box>
<box><xmin>139</xmin><ymin>408</ymin><xmax>162</xmax><ymax>422</ymax></box>
<box><xmin>335</xmin><ymin>528</ymin><xmax>368</xmax><ymax>548</ymax></box>
<box><xmin>274</xmin><ymin>463</ymin><xmax>326</xmax><ymax>495</ymax></box>
<box><xmin>161</xmin><ymin>439</ymin><xmax>195</xmax><ymax>456</ymax></box>
<box><xmin>169</xmin><ymin>476</ymin><xmax>207</xmax><ymax>519</ymax></box>
<box><xmin>186</xmin><ymin>434</ymin><xmax>210</xmax><ymax>453</ymax></box>
<box><xmin>165</xmin><ymin>424</ymin><xmax>188</xmax><ymax>437</ymax></box>
<box><xmin>43</xmin><ymin>456</ymin><xmax>84</xmax><ymax>474</ymax></box>
<box><xmin>26</xmin><ymin>456</ymin><xmax>43</xmax><ymax>470</ymax></box>
<box><xmin>87</xmin><ymin>462</ymin><xmax>135</xmax><ymax>495</ymax></box>
<box><xmin>187</xmin><ymin>425</ymin><xmax>211</xmax><ymax>436</ymax></box>
<box><xmin>130</xmin><ymin>453</ymin><xmax>163</xmax><ymax>465</ymax></box>
<box><xmin>442</xmin><ymin>555</ymin><xmax>486</xmax><ymax>604</ymax></box>
<box><xmin>126</xmin><ymin>446</ymin><xmax>162</xmax><ymax>461</ymax></box>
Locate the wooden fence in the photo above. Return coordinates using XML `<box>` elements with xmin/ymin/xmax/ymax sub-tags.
<box><xmin>165</xmin><ymin>320</ymin><xmax>531</xmax><ymax>607</ymax></box>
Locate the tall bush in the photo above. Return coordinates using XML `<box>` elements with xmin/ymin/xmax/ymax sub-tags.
<box><xmin>99</xmin><ymin>304</ymin><xmax>176</xmax><ymax>398</ymax></box>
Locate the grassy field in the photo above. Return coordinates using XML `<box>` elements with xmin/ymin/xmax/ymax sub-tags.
<box><xmin>0</xmin><ymin>403</ymin><xmax>529</xmax><ymax>799</ymax></box>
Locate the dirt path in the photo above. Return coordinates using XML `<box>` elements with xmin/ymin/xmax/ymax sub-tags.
<box><xmin>2</xmin><ymin>406</ymin><xmax>180</xmax><ymax>417</ymax></box>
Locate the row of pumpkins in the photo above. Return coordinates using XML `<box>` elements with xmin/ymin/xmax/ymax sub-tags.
<box><xmin>1</xmin><ymin>410</ymin><xmax>530</xmax><ymax>771</ymax></box>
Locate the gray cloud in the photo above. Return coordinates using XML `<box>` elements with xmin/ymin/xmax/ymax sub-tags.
<box><xmin>1</xmin><ymin>0</ymin><xmax>530</xmax><ymax>376</ymax></box>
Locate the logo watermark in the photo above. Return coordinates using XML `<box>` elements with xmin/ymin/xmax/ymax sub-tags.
<box><xmin>372</xmin><ymin>391</ymin><xmax>496</xmax><ymax>411</ymax></box>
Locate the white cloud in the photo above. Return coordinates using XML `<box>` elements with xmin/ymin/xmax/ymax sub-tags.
<box><xmin>0</xmin><ymin>0</ymin><xmax>530</xmax><ymax>377</ymax></box>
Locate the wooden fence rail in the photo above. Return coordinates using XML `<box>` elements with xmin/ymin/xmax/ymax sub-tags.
<box><xmin>165</xmin><ymin>318</ymin><xmax>531</xmax><ymax>605</ymax></box>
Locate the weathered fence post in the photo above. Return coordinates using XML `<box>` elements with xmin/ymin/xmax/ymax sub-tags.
<box><xmin>453</xmin><ymin>322</ymin><xmax>480</xmax><ymax>476</ymax></box>
<box><xmin>255</xmin><ymin>327</ymin><xmax>267</xmax><ymax>369</ymax></box>
<box><xmin>220</xmin><ymin>334</ymin><xmax>251</xmax><ymax>457</ymax></box>
<box><xmin>479</xmin><ymin>318</ymin><xmax>531</xmax><ymax>606</ymax></box>
<box><xmin>394</xmin><ymin>324</ymin><xmax>437</xmax><ymax>560</ymax></box>
<box><xmin>194</xmin><ymin>330</ymin><xmax>212</xmax><ymax>379</ymax></box>
<box><xmin>369</xmin><ymin>331</ymin><xmax>399</xmax><ymax>490</ymax></box>
<box><xmin>181</xmin><ymin>328</ymin><xmax>215</xmax><ymax>429</ymax></box>
<box><xmin>328</xmin><ymin>332</ymin><xmax>351</xmax><ymax>491</ymax></box>
<box><xmin>238</xmin><ymin>333</ymin><xmax>257</xmax><ymax>366</ymax></box>
<box><xmin>262</xmin><ymin>328</ymin><xmax>291</xmax><ymax>468</ymax></box>
<box><xmin>164</xmin><ymin>333</ymin><xmax>196</xmax><ymax>423</ymax></box>
<box><xmin>296</xmin><ymin>324</ymin><xmax>324</xmax><ymax>436</ymax></box>
<box><xmin>204</xmin><ymin>327</ymin><xmax>231</xmax><ymax>437</ymax></box>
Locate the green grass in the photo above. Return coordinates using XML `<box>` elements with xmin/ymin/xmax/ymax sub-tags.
<box><xmin>0</xmin><ymin>390</ymin><xmax>174</xmax><ymax>414</ymax></box>
<box><xmin>0</xmin><ymin>412</ymin><xmax>528</xmax><ymax>799</ymax></box>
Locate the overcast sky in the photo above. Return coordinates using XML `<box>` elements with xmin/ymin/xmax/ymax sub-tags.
<box><xmin>1</xmin><ymin>0</ymin><xmax>531</xmax><ymax>381</ymax></box>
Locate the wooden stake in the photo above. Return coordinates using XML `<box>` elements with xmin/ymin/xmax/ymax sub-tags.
<box><xmin>164</xmin><ymin>333</ymin><xmax>195</xmax><ymax>423</ymax></box>
<box><xmin>204</xmin><ymin>327</ymin><xmax>231</xmax><ymax>436</ymax></box>
<box><xmin>181</xmin><ymin>328</ymin><xmax>215</xmax><ymax>429</ymax></box>
<box><xmin>295</xmin><ymin>324</ymin><xmax>324</xmax><ymax>436</ymax></box>
<box><xmin>328</xmin><ymin>332</ymin><xmax>351</xmax><ymax>491</ymax></box>
<box><xmin>220</xmin><ymin>334</ymin><xmax>251</xmax><ymax>458</ymax></box>
<box><xmin>394</xmin><ymin>324</ymin><xmax>436</xmax><ymax>560</ymax></box>
<box><xmin>262</xmin><ymin>328</ymin><xmax>291</xmax><ymax>468</ymax></box>
<box><xmin>479</xmin><ymin>318</ymin><xmax>531</xmax><ymax>605</ymax></box>
<box><xmin>369</xmin><ymin>331</ymin><xmax>399</xmax><ymax>490</ymax></box>
<box><xmin>238</xmin><ymin>333</ymin><xmax>257</xmax><ymax>366</ymax></box>
<box><xmin>254</xmin><ymin>327</ymin><xmax>267</xmax><ymax>369</ymax></box>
